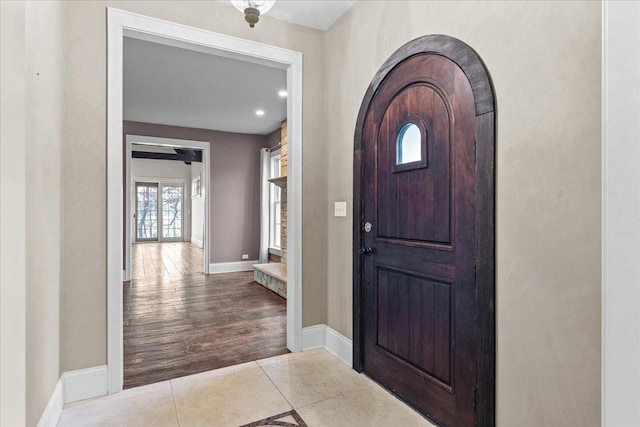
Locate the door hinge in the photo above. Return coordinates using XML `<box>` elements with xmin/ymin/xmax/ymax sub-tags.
<box><xmin>473</xmin><ymin>385</ymin><xmax>478</xmax><ymax>412</ymax></box>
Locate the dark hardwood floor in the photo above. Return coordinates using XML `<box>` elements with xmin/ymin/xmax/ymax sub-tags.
<box><xmin>124</xmin><ymin>242</ymin><xmax>287</xmax><ymax>389</ymax></box>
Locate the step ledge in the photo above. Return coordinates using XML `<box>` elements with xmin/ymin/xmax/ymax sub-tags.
<box><xmin>253</xmin><ymin>262</ymin><xmax>287</xmax><ymax>282</ymax></box>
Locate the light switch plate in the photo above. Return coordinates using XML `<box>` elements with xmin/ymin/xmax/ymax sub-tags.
<box><xmin>334</xmin><ymin>201</ymin><xmax>347</xmax><ymax>217</ymax></box>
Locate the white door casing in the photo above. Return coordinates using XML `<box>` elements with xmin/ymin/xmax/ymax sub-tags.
<box><xmin>125</xmin><ymin>135</ymin><xmax>211</xmax><ymax>279</ymax></box>
<box><xmin>108</xmin><ymin>8</ymin><xmax>304</xmax><ymax>394</ymax></box>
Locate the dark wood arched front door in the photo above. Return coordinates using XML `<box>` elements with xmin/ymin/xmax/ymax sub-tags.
<box><xmin>353</xmin><ymin>35</ymin><xmax>495</xmax><ymax>426</ymax></box>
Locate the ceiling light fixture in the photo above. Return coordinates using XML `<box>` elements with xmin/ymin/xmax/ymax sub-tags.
<box><xmin>231</xmin><ymin>1</ymin><xmax>276</xmax><ymax>28</ymax></box>
<box><xmin>278</xmin><ymin>90</ymin><xmax>287</xmax><ymax>97</ymax></box>
<box><xmin>256</xmin><ymin>109</ymin><xmax>265</xmax><ymax>116</ymax></box>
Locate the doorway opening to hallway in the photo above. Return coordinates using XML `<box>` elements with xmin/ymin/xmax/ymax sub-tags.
<box><xmin>108</xmin><ymin>12</ymin><xmax>304</xmax><ymax>391</ymax></box>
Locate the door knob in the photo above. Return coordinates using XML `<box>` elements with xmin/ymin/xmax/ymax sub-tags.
<box><xmin>359</xmin><ymin>247</ymin><xmax>374</xmax><ymax>256</ymax></box>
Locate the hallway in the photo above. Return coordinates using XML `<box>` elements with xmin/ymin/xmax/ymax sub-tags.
<box><xmin>125</xmin><ymin>243</ymin><xmax>287</xmax><ymax>389</ymax></box>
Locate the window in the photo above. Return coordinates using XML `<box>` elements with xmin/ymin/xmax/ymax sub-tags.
<box><xmin>269</xmin><ymin>150</ymin><xmax>282</xmax><ymax>250</ymax></box>
<box><xmin>396</xmin><ymin>122</ymin><xmax>422</xmax><ymax>165</ymax></box>
<box><xmin>393</xmin><ymin>120</ymin><xmax>428</xmax><ymax>173</ymax></box>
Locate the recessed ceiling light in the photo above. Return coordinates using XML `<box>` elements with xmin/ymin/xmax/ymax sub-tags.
<box><xmin>256</xmin><ymin>110</ymin><xmax>265</xmax><ymax>116</ymax></box>
<box><xmin>278</xmin><ymin>90</ymin><xmax>288</xmax><ymax>98</ymax></box>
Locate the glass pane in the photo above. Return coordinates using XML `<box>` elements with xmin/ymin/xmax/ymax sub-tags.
<box><xmin>162</xmin><ymin>185</ymin><xmax>182</xmax><ymax>239</ymax></box>
<box><xmin>136</xmin><ymin>185</ymin><xmax>158</xmax><ymax>239</ymax></box>
<box><xmin>274</xmin><ymin>200</ymin><xmax>281</xmax><ymax>248</ymax></box>
<box><xmin>269</xmin><ymin>184</ymin><xmax>281</xmax><ymax>249</ymax></box>
<box><xmin>269</xmin><ymin>152</ymin><xmax>282</xmax><ymax>249</ymax></box>
<box><xmin>270</xmin><ymin>154</ymin><xmax>281</xmax><ymax>179</ymax></box>
<box><xmin>396</xmin><ymin>123</ymin><xmax>421</xmax><ymax>165</ymax></box>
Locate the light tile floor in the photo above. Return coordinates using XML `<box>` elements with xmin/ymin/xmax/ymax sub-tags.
<box><xmin>57</xmin><ymin>349</ymin><xmax>434</xmax><ymax>427</ymax></box>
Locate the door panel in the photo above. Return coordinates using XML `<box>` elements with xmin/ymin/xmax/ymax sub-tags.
<box><xmin>377</xmin><ymin>84</ymin><xmax>451</xmax><ymax>244</ymax></box>
<box><xmin>376</xmin><ymin>268</ymin><xmax>451</xmax><ymax>384</ymax></box>
<box><xmin>355</xmin><ymin>38</ymin><xmax>494</xmax><ymax>426</ymax></box>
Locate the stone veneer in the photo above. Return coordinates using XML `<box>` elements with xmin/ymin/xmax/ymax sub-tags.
<box><xmin>254</xmin><ymin>268</ymin><xmax>286</xmax><ymax>299</ymax></box>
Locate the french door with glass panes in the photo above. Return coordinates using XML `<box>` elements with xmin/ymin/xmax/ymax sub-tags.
<box><xmin>135</xmin><ymin>182</ymin><xmax>184</xmax><ymax>242</ymax></box>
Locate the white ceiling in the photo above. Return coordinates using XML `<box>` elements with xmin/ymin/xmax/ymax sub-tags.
<box><xmin>261</xmin><ymin>0</ymin><xmax>356</xmax><ymax>31</ymax></box>
<box><xmin>124</xmin><ymin>2</ymin><xmax>355</xmax><ymax>135</ymax></box>
<box><xmin>124</xmin><ymin>38</ymin><xmax>287</xmax><ymax>135</ymax></box>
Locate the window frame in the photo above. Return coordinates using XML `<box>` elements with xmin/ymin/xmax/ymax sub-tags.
<box><xmin>268</xmin><ymin>149</ymin><xmax>282</xmax><ymax>250</ymax></box>
<box><xmin>393</xmin><ymin>116</ymin><xmax>429</xmax><ymax>173</ymax></box>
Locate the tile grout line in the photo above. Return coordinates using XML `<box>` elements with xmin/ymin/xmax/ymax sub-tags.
<box><xmin>168</xmin><ymin>380</ymin><xmax>182</xmax><ymax>427</ymax></box>
<box><xmin>295</xmin><ymin>392</ymin><xmax>350</xmax><ymax>412</ymax></box>
<box><xmin>257</xmin><ymin>350</ymin><xmax>349</xmax><ymax>412</ymax></box>
<box><xmin>258</xmin><ymin>362</ymin><xmax>296</xmax><ymax>411</ymax></box>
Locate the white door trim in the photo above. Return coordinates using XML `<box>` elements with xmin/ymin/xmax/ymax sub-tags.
<box><xmin>108</xmin><ymin>8</ymin><xmax>304</xmax><ymax>394</ymax></box>
<box><xmin>125</xmin><ymin>134</ymin><xmax>211</xmax><ymax>278</ymax></box>
<box><xmin>602</xmin><ymin>2</ymin><xmax>640</xmax><ymax>425</ymax></box>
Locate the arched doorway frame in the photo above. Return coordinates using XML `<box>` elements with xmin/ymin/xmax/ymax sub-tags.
<box><xmin>352</xmin><ymin>34</ymin><xmax>496</xmax><ymax>425</ymax></box>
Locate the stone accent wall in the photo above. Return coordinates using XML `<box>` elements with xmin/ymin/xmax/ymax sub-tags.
<box><xmin>280</xmin><ymin>121</ymin><xmax>288</xmax><ymax>264</ymax></box>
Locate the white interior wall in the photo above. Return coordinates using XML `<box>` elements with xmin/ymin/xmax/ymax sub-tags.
<box><xmin>190</xmin><ymin>162</ymin><xmax>205</xmax><ymax>247</ymax></box>
<box><xmin>603</xmin><ymin>2</ymin><xmax>640</xmax><ymax>426</ymax></box>
<box><xmin>131</xmin><ymin>157</ymin><xmax>192</xmax><ymax>241</ymax></box>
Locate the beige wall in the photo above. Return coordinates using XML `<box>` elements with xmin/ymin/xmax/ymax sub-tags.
<box><xmin>324</xmin><ymin>1</ymin><xmax>601</xmax><ymax>426</ymax></box>
<box><xmin>61</xmin><ymin>1</ymin><xmax>328</xmax><ymax>372</ymax></box>
<box><xmin>0</xmin><ymin>2</ymin><xmax>28</xmax><ymax>425</ymax></box>
<box><xmin>25</xmin><ymin>2</ymin><xmax>64</xmax><ymax>425</ymax></box>
<box><xmin>1</xmin><ymin>1</ymin><xmax>65</xmax><ymax>425</ymax></box>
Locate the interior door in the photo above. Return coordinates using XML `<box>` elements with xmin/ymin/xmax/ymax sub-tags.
<box><xmin>354</xmin><ymin>35</ymin><xmax>495</xmax><ymax>427</ymax></box>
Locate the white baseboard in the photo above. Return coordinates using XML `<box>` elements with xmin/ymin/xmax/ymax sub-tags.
<box><xmin>37</xmin><ymin>365</ymin><xmax>108</xmax><ymax>426</ymax></box>
<box><xmin>37</xmin><ymin>327</ymin><xmax>351</xmax><ymax>426</ymax></box>
<box><xmin>325</xmin><ymin>326</ymin><xmax>353</xmax><ymax>367</ymax></box>
<box><xmin>37</xmin><ymin>378</ymin><xmax>63</xmax><ymax>427</ymax></box>
<box><xmin>301</xmin><ymin>325</ymin><xmax>326</xmax><ymax>351</ymax></box>
<box><xmin>302</xmin><ymin>324</ymin><xmax>353</xmax><ymax>367</ymax></box>
<box><xmin>209</xmin><ymin>260</ymin><xmax>258</xmax><ymax>274</ymax></box>
<box><xmin>190</xmin><ymin>236</ymin><xmax>203</xmax><ymax>248</ymax></box>
<box><xmin>62</xmin><ymin>365</ymin><xmax>108</xmax><ymax>404</ymax></box>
